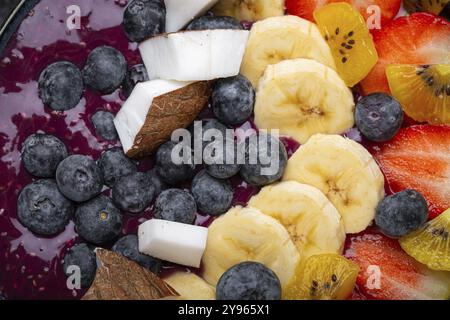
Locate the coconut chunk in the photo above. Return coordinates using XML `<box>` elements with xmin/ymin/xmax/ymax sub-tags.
<box><xmin>139</xmin><ymin>29</ymin><xmax>249</xmax><ymax>81</ymax></box>
<box><xmin>114</xmin><ymin>80</ymin><xmax>212</xmax><ymax>158</ymax></box>
<box><xmin>165</xmin><ymin>0</ymin><xmax>219</xmax><ymax>33</ymax></box>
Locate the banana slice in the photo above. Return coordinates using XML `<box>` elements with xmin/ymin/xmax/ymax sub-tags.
<box><xmin>202</xmin><ymin>206</ymin><xmax>301</xmax><ymax>287</ymax></box>
<box><xmin>212</xmin><ymin>0</ymin><xmax>284</xmax><ymax>22</ymax></box>
<box><xmin>164</xmin><ymin>271</ymin><xmax>216</xmax><ymax>300</ymax></box>
<box><xmin>254</xmin><ymin>58</ymin><xmax>354</xmax><ymax>144</ymax></box>
<box><xmin>248</xmin><ymin>181</ymin><xmax>345</xmax><ymax>259</ymax></box>
<box><xmin>241</xmin><ymin>15</ymin><xmax>336</xmax><ymax>88</ymax></box>
<box><xmin>283</xmin><ymin>134</ymin><xmax>385</xmax><ymax>234</ymax></box>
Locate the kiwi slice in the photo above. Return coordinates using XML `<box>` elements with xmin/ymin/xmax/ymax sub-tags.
<box><xmin>404</xmin><ymin>0</ymin><xmax>449</xmax><ymax>15</ymax></box>
<box><xmin>400</xmin><ymin>209</ymin><xmax>450</xmax><ymax>272</ymax></box>
<box><xmin>386</xmin><ymin>64</ymin><xmax>450</xmax><ymax>124</ymax></box>
<box><xmin>313</xmin><ymin>2</ymin><xmax>378</xmax><ymax>87</ymax></box>
<box><xmin>284</xmin><ymin>254</ymin><xmax>359</xmax><ymax>300</ymax></box>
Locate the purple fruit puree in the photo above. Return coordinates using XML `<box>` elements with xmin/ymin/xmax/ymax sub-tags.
<box><xmin>0</xmin><ymin>0</ymin><xmax>302</xmax><ymax>300</ymax></box>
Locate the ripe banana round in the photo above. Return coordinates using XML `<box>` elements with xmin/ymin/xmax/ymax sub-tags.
<box><xmin>240</xmin><ymin>15</ymin><xmax>336</xmax><ymax>88</ymax></box>
<box><xmin>202</xmin><ymin>206</ymin><xmax>301</xmax><ymax>287</ymax></box>
<box><xmin>254</xmin><ymin>58</ymin><xmax>355</xmax><ymax>144</ymax></box>
<box><xmin>212</xmin><ymin>0</ymin><xmax>285</xmax><ymax>22</ymax></box>
<box><xmin>248</xmin><ymin>181</ymin><xmax>345</xmax><ymax>259</ymax></box>
<box><xmin>164</xmin><ymin>271</ymin><xmax>216</xmax><ymax>300</ymax></box>
<box><xmin>283</xmin><ymin>134</ymin><xmax>385</xmax><ymax>234</ymax></box>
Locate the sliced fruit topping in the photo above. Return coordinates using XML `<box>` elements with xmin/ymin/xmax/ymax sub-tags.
<box><xmin>114</xmin><ymin>80</ymin><xmax>212</xmax><ymax>158</ymax></box>
<box><xmin>123</xmin><ymin>0</ymin><xmax>166</xmax><ymax>42</ymax></box>
<box><xmin>313</xmin><ymin>2</ymin><xmax>378</xmax><ymax>87</ymax></box>
<box><xmin>138</xmin><ymin>219</ymin><xmax>209</xmax><ymax>268</ymax></box>
<box><xmin>254</xmin><ymin>59</ymin><xmax>354</xmax><ymax>144</ymax></box>
<box><xmin>154</xmin><ymin>189</ymin><xmax>197</xmax><ymax>224</ymax></box>
<box><xmin>191</xmin><ymin>170</ymin><xmax>234</xmax><ymax>216</ymax></box>
<box><xmin>164</xmin><ymin>271</ymin><xmax>216</xmax><ymax>300</ymax></box>
<box><xmin>17</xmin><ymin>179</ymin><xmax>74</xmax><ymax>236</ymax></box>
<box><xmin>112</xmin><ymin>172</ymin><xmax>155</xmax><ymax>213</ymax></box>
<box><xmin>240</xmin><ymin>132</ymin><xmax>288</xmax><ymax>187</ymax></box>
<box><xmin>386</xmin><ymin>64</ymin><xmax>450</xmax><ymax>124</ymax></box>
<box><xmin>361</xmin><ymin>13</ymin><xmax>450</xmax><ymax>94</ymax></box>
<box><xmin>38</xmin><ymin>61</ymin><xmax>84</xmax><ymax>111</ymax></box>
<box><xmin>212</xmin><ymin>74</ymin><xmax>255</xmax><ymax>126</ymax></box>
<box><xmin>75</xmin><ymin>195</ymin><xmax>123</xmax><ymax>246</ymax></box>
<box><xmin>186</xmin><ymin>14</ymin><xmax>243</xmax><ymax>30</ymax></box>
<box><xmin>284</xmin><ymin>254</ymin><xmax>359</xmax><ymax>300</ymax></box>
<box><xmin>56</xmin><ymin>155</ymin><xmax>103</xmax><ymax>202</ymax></box>
<box><xmin>63</xmin><ymin>243</ymin><xmax>97</xmax><ymax>289</ymax></box>
<box><xmin>375</xmin><ymin>190</ymin><xmax>429</xmax><ymax>238</ymax></box>
<box><xmin>139</xmin><ymin>29</ymin><xmax>249</xmax><ymax>81</ymax></box>
<box><xmin>371</xmin><ymin>125</ymin><xmax>450</xmax><ymax>219</ymax></box>
<box><xmin>283</xmin><ymin>134</ymin><xmax>385</xmax><ymax>234</ymax></box>
<box><xmin>217</xmin><ymin>262</ymin><xmax>282</xmax><ymax>300</ymax></box>
<box><xmin>345</xmin><ymin>230</ymin><xmax>450</xmax><ymax>300</ymax></box>
<box><xmin>82</xmin><ymin>249</ymin><xmax>178</xmax><ymax>300</ymax></box>
<box><xmin>286</xmin><ymin>0</ymin><xmax>401</xmax><ymax>27</ymax></box>
<box><xmin>249</xmin><ymin>181</ymin><xmax>345</xmax><ymax>259</ymax></box>
<box><xmin>400</xmin><ymin>208</ymin><xmax>450</xmax><ymax>272</ymax></box>
<box><xmin>240</xmin><ymin>15</ymin><xmax>336</xmax><ymax>88</ymax></box>
<box><xmin>202</xmin><ymin>206</ymin><xmax>301</xmax><ymax>287</ymax></box>
<box><xmin>355</xmin><ymin>93</ymin><xmax>403</xmax><ymax>142</ymax></box>
<box><xmin>165</xmin><ymin>0</ymin><xmax>219</xmax><ymax>32</ymax></box>
<box><xmin>21</xmin><ymin>133</ymin><xmax>68</xmax><ymax>178</ymax></box>
<box><xmin>212</xmin><ymin>0</ymin><xmax>285</xmax><ymax>22</ymax></box>
<box><xmin>83</xmin><ymin>46</ymin><xmax>127</xmax><ymax>94</ymax></box>
<box><xmin>112</xmin><ymin>234</ymin><xmax>162</xmax><ymax>274</ymax></box>
<box><xmin>404</xmin><ymin>0</ymin><xmax>449</xmax><ymax>15</ymax></box>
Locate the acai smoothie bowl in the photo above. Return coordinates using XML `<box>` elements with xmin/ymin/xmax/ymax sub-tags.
<box><xmin>0</xmin><ymin>0</ymin><xmax>449</xmax><ymax>301</ymax></box>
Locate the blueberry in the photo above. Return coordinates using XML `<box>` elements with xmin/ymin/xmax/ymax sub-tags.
<box><xmin>62</xmin><ymin>243</ymin><xmax>97</xmax><ymax>288</ymax></box>
<box><xmin>112</xmin><ymin>172</ymin><xmax>154</xmax><ymax>213</ymax></box>
<box><xmin>122</xmin><ymin>64</ymin><xmax>149</xmax><ymax>98</ymax></box>
<box><xmin>21</xmin><ymin>133</ymin><xmax>68</xmax><ymax>178</ymax></box>
<box><xmin>355</xmin><ymin>93</ymin><xmax>403</xmax><ymax>142</ymax></box>
<box><xmin>38</xmin><ymin>61</ymin><xmax>83</xmax><ymax>111</ymax></box>
<box><xmin>82</xmin><ymin>46</ymin><xmax>127</xmax><ymax>94</ymax></box>
<box><xmin>147</xmin><ymin>169</ymin><xmax>167</xmax><ymax>196</ymax></box>
<box><xmin>216</xmin><ymin>262</ymin><xmax>281</xmax><ymax>300</ymax></box>
<box><xmin>0</xmin><ymin>292</ymin><xmax>6</xmax><ymax>300</ymax></box>
<box><xmin>155</xmin><ymin>141</ymin><xmax>196</xmax><ymax>185</ymax></box>
<box><xmin>112</xmin><ymin>234</ymin><xmax>161</xmax><ymax>274</ymax></box>
<box><xmin>56</xmin><ymin>155</ymin><xmax>104</xmax><ymax>202</ymax></box>
<box><xmin>154</xmin><ymin>189</ymin><xmax>197</xmax><ymax>224</ymax></box>
<box><xmin>212</xmin><ymin>75</ymin><xmax>255</xmax><ymax>125</ymax></box>
<box><xmin>186</xmin><ymin>15</ymin><xmax>243</xmax><ymax>31</ymax></box>
<box><xmin>75</xmin><ymin>195</ymin><xmax>123</xmax><ymax>245</ymax></box>
<box><xmin>240</xmin><ymin>133</ymin><xmax>287</xmax><ymax>187</ymax></box>
<box><xmin>97</xmin><ymin>147</ymin><xmax>137</xmax><ymax>187</ymax></box>
<box><xmin>189</xmin><ymin>118</ymin><xmax>228</xmax><ymax>150</ymax></box>
<box><xmin>375</xmin><ymin>189</ymin><xmax>429</xmax><ymax>238</ymax></box>
<box><xmin>91</xmin><ymin>111</ymin><xmax>118</xmax><ymax>141</ymax></box>
<box><xmin>123</xmin><ymin>0</ymin><xmax>166</xmax><ymax>42</ymax></box>
<box><xmin>17</xmin><ymin>179</ymin><xmax>74</xmax><ymax>236</ymax></box>
<box><xmin>191</xmin><ymin>170</ymin><xmax>233</xmax><ymax>216</ymax></box>
<box><xmin>205</xmin><ymin>138</ymin><xmax>240</xmax><ymax>179</ymax></box>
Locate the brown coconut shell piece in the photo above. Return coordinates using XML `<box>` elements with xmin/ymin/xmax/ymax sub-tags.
<box><xmin>126</xmin><ymin>80</ymin><xmax>214</xmax><ymax>158</ymax></box>
<box><xmin>82</xmin><ymin>248</ymin><xmax>178</xmax><ymax>300</ymax></box>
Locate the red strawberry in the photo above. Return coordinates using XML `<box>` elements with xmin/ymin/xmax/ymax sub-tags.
<box><xmin>361</xmin><ymin>13</ymin><xmax>450</xmax><ymax>94</ymax></box>
<box><xmin>345</xmin><ymin>229</ymin><xmax>450</xmax><ymax>300</ymax></box>
<box><xmin>285</xmin><ymin>0</ymin><xmax>401</xmax><ymax>26</ymax></box>
<box><xmin>371</xmin><ymin>125</ymin><xmax>450</xmax><ymax>219</ymax></box>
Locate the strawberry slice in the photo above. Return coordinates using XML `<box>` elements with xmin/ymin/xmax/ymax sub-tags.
<box><xmin>361</xmin><ymin>13</ymin><xmax>450</xmax><ymax>94</ymax></box>
<box><xmin>345</xmin><ymin>229</ymin><xmax>450</xmax><ymax>300</ymax></box>
<box><xmin>371</xmin><ymin>125</ymin><xmax>450</xmax><ymax>219</ymax></box>
<box><xmin>285</xmin><ymin>0</ymin><xmax>401</xmax><ymax>26</ymax></box>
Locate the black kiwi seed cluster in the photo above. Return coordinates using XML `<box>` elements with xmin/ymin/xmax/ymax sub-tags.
<box><xmin>416</xmin><ymin>65</ymin><xmax>450</xmax><ymax>97</ymax></box>
<box><xmin>324</xmin><ymin>28</ymin><xmax>356</xmax><ymax>64</ymax></box>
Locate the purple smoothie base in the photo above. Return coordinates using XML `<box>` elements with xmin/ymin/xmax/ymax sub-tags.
<box><xmin>0</xmin><ymin>0</ymin><xmax>390</xmax><ymax>300</ymax></box>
